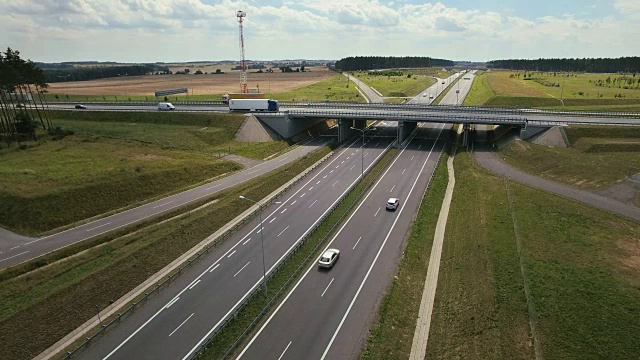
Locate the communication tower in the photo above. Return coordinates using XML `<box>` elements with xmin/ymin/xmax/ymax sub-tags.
<box><xmin>237</xmin><ymin>10</ymin><xmax>248</xmax><ymax>93</ymax></box>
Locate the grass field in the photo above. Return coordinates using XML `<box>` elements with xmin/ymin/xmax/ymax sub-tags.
<box><xmin>499</xmin><ymin>126</ymin><xmax>640</xmax><ymax>190</ymax></box>
<box><xmin>464</xmin><ymin>70</ymin><xmax>640</xmax><ymax>110</ymax></box>
<box><xmin>0</xmin><ymin>111</ymin><xmax>289</xmax><ymax>235</ymax></box>
<box><xmin>352</xmin><ymin>71</ymin><xmax>437</xmax><ymax>97</ymax></box>
<box><xmin>269</xmin><ymin>74</ymin><xmax>363</xmax><ymax>102</ymax></box>
<box><xmin>0</xmin><ymin>146</ymin><xmax>331</xmax><ymax>360</ymax></box>
<box><xmin>427</xmin><ymin>151</ymin><xmax>640</xmax><ymax>359</ymax></box>
<box><xmin>361</xmin><ymin>151</ymin><xmax>448</xmax><ymax>359</ymax></box>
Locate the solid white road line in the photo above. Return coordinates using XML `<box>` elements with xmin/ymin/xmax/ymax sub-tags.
<box><xmin>320</xmin><ymin>124</ymin><xmax>445</xmax><ymax>360</ymax></box>
<box><xmin>0</xmin><ymin>251</ymin><xmax>30</xmax><ymax>264</ymax></box>
<box><xmin>309</xmin><ymin>200</ymin><xmax>318</xmax><ymax>208</ymax></box>
<box><xmin>374</xmin><ymin>207</ymin><xmax>381</xmax><ymax>217</ymax></box>
<box><xmin>321</xmin><ymin>278</ymin><xmax>335</xmax><ymax>297</ymax></box>
<box><xmin>153</xmin><ymin>201</ymin><xmax>174</xmax><ymax>209</ymax></box>
<box><xmin>85</xmin><ymin>222</ymin><xmax>112</xmax><ymax>232</ymax></box>
<box><xmin>209</xmin><ymin>264</ymin><xmax>220</xmax><ymax>273</ymax></box>
<box><xmin>169</xmin><ymin>313</ymin><xmax>195</xmax><ymax>337</ymax></box>
<box><xmin>353</xmin><ymin>237</ymin><xmax>362</xmax><ymax>250</ymax></box>
<box><xmin>278</xmin><ymin>226</ymin><xmax>290</xmax><ymax>237</ymax></box>
<box><xmin>390</xmin><ymin>185</ymin><xmax>395</xmax><ymax>193</ymax></box>
<box><xmin>278</xmin><ymin>341</ymin><xmax>293</xmax><ymax>360</ymax></box>
<box><xmin>227</xmin><ymin>250</ymin><xmax>237</xmax><ymax>258</ymax></box>
<box><xmin>238</xmin><ymin>130</ymin><xmax>418</xmax><ymax>359</ymax></box>
<box><xmin>186</xmin><ymin>140</ymin><xmax>392</xmax><ymax>360</ymax></box>
<box><xmin>188</xmin><ymin>280</ymin><xmax>201</xmax><ymax>290</ymax></box>
<box><xmin>234</xmin><ymin>262</ymin><xmax>251</xmax><ymax>277</ymax></box>
<box><xmin>165</xmin><ymin>297</ymin><xmax>180</xmax><ymax>309</ymax></box>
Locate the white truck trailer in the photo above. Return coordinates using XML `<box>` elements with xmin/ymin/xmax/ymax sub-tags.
<box><xmin>228</xmin><ymin>99</ymin><xmax>279</xmax><ymax>112</ymax></box>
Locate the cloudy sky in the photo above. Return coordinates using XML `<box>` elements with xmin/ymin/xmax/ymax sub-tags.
<box><xmin>1</xmin><ymin>0</ymin><xmax>639</xmax><ymax>63</ymax></box>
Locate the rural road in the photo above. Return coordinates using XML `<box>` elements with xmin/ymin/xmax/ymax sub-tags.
<box><xmin>0</xmin><ymin>137</ymin><xmax>332</xmax><ymax>268</ymax></box>
<box><xmin>74</xmin><ymin>124</ymin><xmax>399</xmax><ymax>360</ymax></box>
<box><xmin>237</xmin><ymin>123</ymin><xmax>448</xmax><ymax>360</ymax></box>
<box><xmin>343</xmin><ymin>73</ymin><xmax>384</xmax><ymax>103</ymax></box>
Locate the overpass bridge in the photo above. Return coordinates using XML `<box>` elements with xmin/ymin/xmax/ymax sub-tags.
<box><xmin>254</xmin><ymin>103</ymin><xmax>640</xmax><ymax>143</ymax></box>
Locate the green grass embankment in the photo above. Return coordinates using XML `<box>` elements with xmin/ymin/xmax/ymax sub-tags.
<box><xmin>499</xmin><ymin>126</ymin><xmax>640</xmax><ymax>190</ymax></box>
<box><xmin>270</xmin><ymin>74</ymin><xmax>363</xmax><ymax>102</ymax></box>
<box><xmin>0</xmin><ymin>111</ymin><xmax>289</xmax><ymax>235</ymax></box>
<box><xmin>0</xmin><ymin>146</ymin><xmax>331</xmax><ymax>360</ymax></box>
<box><xmin>361</xmin><ymin>151</ymin><xmax>448</xmax><ymax>359</ymax></box>
<box><xmin>353</xmin><ymin>71</ymin><xmax>437</xmax><ymax>97</ymax></box>
<box><xmin>426</xmin><ymin>151</ymin><xmax>640</xmax><ymax>359</ymax></box>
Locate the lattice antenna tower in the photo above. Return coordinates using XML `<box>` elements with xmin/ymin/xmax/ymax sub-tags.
<box><xmin>237</xmin><ymin>10</ymin><xmax>248</xmax><ymax>93</ymax></box>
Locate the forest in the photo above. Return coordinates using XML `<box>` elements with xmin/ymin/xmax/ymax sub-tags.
<box><xmin>488</xmin><ymin>57</ymin><xmax>640</xmax><ymax>73</ymax></box>
<box><xmin>335</xmin><ymin>56</ymin><xmax>454</xmax><ymax>71</ymax></box>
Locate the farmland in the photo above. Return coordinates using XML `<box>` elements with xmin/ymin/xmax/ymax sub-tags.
<box><xmin>46</xmin><ymin>66</ymin><xmax>332</xmax><ymax>98</ymax></box>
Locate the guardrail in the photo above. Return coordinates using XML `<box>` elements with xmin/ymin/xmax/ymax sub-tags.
<box><xmin>63</xmin><ymin>140</ymin><xmax>341</xmax><ymax>359</ymax></box>
<box><xmin>206</xmin><ymin>141</ymin><xmax>398</xmax><ymax>360</ymax></box>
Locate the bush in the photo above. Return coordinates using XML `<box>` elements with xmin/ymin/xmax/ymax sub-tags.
<box><xmin>47</xmin><ymin>126</ymin><xmax>74</xmax><ymax>140</ymax></box>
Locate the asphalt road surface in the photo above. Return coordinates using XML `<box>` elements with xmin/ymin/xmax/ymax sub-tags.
<box><xmin>343</xmin><ymin>73</ymin><xmax>384</xmax><ymax>103</ymax></box>
<box><xmin>238</xmin><ymin>124</ymin><xmax>448</xmax><ymax>360</ymax></box>
<box><xmin>406</xmin><ymin>72</ymin><xmax>464</xmax><ymax>105</ymax></box>
<box><xmin>76</xmin><ymin>124</ymin><xmax>398</xmax><ymax>360</ymax></box>
<box><xmin>0</xmin><ymin>138</ymin><xmax>330</xmax><ymax>269</ymax></box>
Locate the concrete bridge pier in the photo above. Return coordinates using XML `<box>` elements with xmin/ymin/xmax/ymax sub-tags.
<box><xmin>520</xmin><ymin>124</ymin><xmax>552</xmax><ymax>140</ymax></box>
<box><xmin>398</xmin><ymin>120</ymin><xmax>417</xmax><ymax>144</ymax></box>
<box><xmin>337</xmin><ymin>119</ymin><xmax>359</xmax><ymax>143</ymax></box>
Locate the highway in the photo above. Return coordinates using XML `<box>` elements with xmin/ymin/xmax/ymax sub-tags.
<box><xmin>238</xmin><ymin>123</ymin><xmax>447</xmax><ymax>359</ymax></box>
<box><xmin>0</xmin><ymin>138</ymin><xmax>330</xmax><ymax>268</ymax></box>
<box><xmin>76</xmin><ymin>124</ymin><xmax>398</xmax><ymax>360</ymax></box>
<box><xmin>407</xmin><ymin>71</ymin><xmax>464</xmax><ymax>105</ymax></box>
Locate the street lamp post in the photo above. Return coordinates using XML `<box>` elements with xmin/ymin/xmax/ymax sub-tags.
<box><xmin>239</xmin><ymin>195</ymin><xmax>268</xmax><ymax>297</ymax></box>
<box><xmin>350</xmin><ymin>126</ymin><xmax>375</xmax><ymax>181</ymax></box>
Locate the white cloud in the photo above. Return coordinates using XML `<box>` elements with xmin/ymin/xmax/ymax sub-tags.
<box><xmin>0</xmin><ymin>0</ymin><xmax>638</xmax><ymax>62</ymax></box>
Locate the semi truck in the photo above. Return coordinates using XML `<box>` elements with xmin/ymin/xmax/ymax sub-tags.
<box><xmin>222</xmin><ymin>93</ymin><xmax>264</xmax><ymax>104</ymax></box>
<box><xmin>228</xmin><ymin>99</ymin><xmax>279</xmax><ymax>112</ymax></box>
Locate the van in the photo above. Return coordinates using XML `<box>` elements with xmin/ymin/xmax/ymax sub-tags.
<box><xmin>158</xmin><ymin>102</ymin><xmax>175</xmax><ymax>111</ymax></box>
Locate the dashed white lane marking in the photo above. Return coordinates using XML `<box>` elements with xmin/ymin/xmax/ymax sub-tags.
<box><xmin>347</xmin><ymin>157</ymin><xmax>350</xmax><ymax>160</ymax></box>
<box><xmin>336</xmin><ymin>165</ymin><xmax>339</xmax><ymax>168</ymax></box>
<box><xmin>332</xmin><ymin>180</ymin><xmax>339</xmax><ymax>187</ymax></box>
<box><xmin>309</xmin><ymin>200</ymin><xmax>318</xmax><ymax>208</ymax></box>
<box><xmin>353</xmin><ymin>236</ymin><xmax>362</xmax><ymax>250</ymax></box>
<box><xmin>247</xmin><ymin>169</ymin><xmax>260</xmax><ymax>175</ymax></box>
<box><xmin>390</xmin><ymin>185</ymin><xmax>396</xmax><ymax>193</ymax></box>
<box><xmin>411</xmin><ymin>155</ymin><xmax>415</xmax><ymax>160</ymax></box>
<box><xmin>309</xmin><ymin>187</ymin><xmax>314</xmax><ymax>191</ymax></box>
<box><xmin>364</xmin><ymin>152</ymin><xmax>368</xmax><ymax>157</ymax></box>
<box><xmin>209</xmin><ymin>264</ymin><xmax>220</xmax><ymax>273</ymax></box>
<box><xmin>227</xmin><ymin>250</ymin><xmax>237</xmax><ymax>258</ymax></box>
<box><xmin>188</xmin><ymin>280</ymin><xmax>201</xmax><ymax>290</ymax></box>
<box><xmin>0</xmin><ymin>251</ymin><xmax>29</xmax><ymax>264</ymax></box>
<box><xmin>418</xmin><ymin>144</ymin><xmax>422</xmax><ymax>150</ymax></box>
<box><xmin>9</xmin><ymin>246</ymin><xmax>20</xmax><ymax>250</ymax></box>
<box><xmin>234</xmin><ymin>262</ymin><xmax>251</xmax><ymax>277</ymax></box>
<box><xmin>85</xmin><ymin>222</ymin><xmax>112</xmax><ymax>232</ymax></box>
<box><xmin>321</xmin><ymin>278</ymin><xmax>335</xmax><ymax>297</ymax></box>
<box><xmin>169</xmin><ymin>313</ymin><xmax>195</xmax><ymax>337</ymax></box>
<box><xmin>281</xmin><ymin>208</ymin><xmax>287</xmax><ymax>214</ymax></box>
<box><xmin>243</xmin><ymin>238</ymin><xmax>252</xmax><ymax>245</ymax></box>
<box><xmin>153</xmin><ymin>200</ymin><xmax>174</xmax><ymax>209</ymax></box>
<box><xmin>350</xmin><ymin>165</ymin><xmax>355</xmax><ymax>171</ymax></box>
<box><xmin>207</xmin><ymin>184</ymin><xmax>220</xmax><ymax>190</ymax></box>
<box><xmin>291</xmin><ymin>200</ymin><xmax>297</xmax><ymax>205</ymax></box>
<box><xmin>374</xmin><ymin>207</ymin><xmax>381</xmax><ymax>217</ymax></box>
<box><xmin>402</xmin><ymin>169</ymin><xmax>406</xmax><ymax>175</ymax></box>
<box><xmin>269</xmin><ymin>217</ymin><xmax>276</xmax><ymax>224</ymax></box>
<box><xmin>278</xmin><ymin>341</ymin><xmax>293</xmax><ymax>360</ymax></box>
<box><xmin>165</xmin><ymin>296</ymin><xmax>180</xmax><ymax>309</ymax></box>
<box><xmin>323</xmin><ymin>175</ymin><xmax>328</xmax><ymax>179</ymax></box>
<box><xmin>341</xmin><ymin>161</ymin><xmax>345</xmax><ymax>164</ymax></box>
<box><xmin>301</xmin><ymin>193</ymin><xmax>306</xmax><ymax>197</ymax></box>
<box><xmin>330</xmin><ymin>170</ymin><xmax>334</xmax><ymax>174</ymax></box>
<box><xmin>278</xmin><ymin>226</ymin><xmax>290</xmax><ymax>237</ymax></box>
<box><xmin>316</xmin><ymin>181</ymin><xmax>321</xmax><ymax>185</ymax></box>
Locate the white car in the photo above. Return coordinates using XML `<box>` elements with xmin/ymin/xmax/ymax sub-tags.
<box><xmin>318</xmin><ymin>249</ymin><xmax>340</xmax><ymax>269</ymax></box>
<box><xmin>386</xmin><ymin>198</ymin><xmax>400</xmax><ymax>210</ymax></box>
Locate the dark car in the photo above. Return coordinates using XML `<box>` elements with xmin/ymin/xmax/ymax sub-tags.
<box><xmin>75</xmin><ymin>104</ymin><xmax>86</xmax><ymax>109</ymax></box>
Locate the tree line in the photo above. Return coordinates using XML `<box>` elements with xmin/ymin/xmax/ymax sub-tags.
<box><xmin>487</xmin><ymin>57</ymin><xmax>640</xmax><ymax>73</ymax></box>
<box><xmin>0</xmin><ymin>48</ymin><xmax>55</xmax><ymax>147</ymax></box>
<box><xmin>43</xmin><ymin>64</ymin><xmax>170</xmax><ymax>83</ymax></box>
<box><xmin>334</xmin><ymin>56</ymin><xmax>454</xmax><ymax>71</ymax></box>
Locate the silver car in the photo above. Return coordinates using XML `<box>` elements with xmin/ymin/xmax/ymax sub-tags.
<box><xmin>386</xmin><ymin>198</ymin><xmax>399</xmax><ymax>210</ymax></box>
<box><xmin>318</xmin><ymin>249</ymin><xmax>340</xmax><ymax>269</ymax></box>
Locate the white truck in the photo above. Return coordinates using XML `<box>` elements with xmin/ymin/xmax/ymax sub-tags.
<box><xmin>228</xmin><ymin>99</ymin><xmax>279</xmax><ymax>112</ymax></box>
